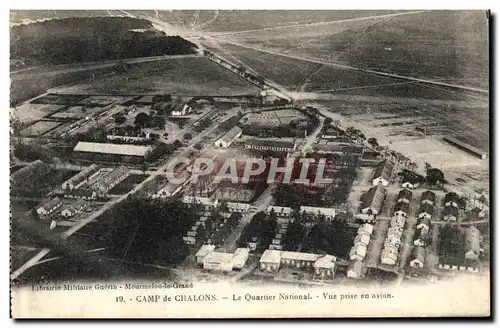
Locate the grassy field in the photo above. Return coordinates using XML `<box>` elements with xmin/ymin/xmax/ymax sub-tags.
<box><xmin>223</xmin><ymin>10</ymin><xmax>488</xmax><ymax>90</ymax></box>
<box><xmin>210</xmin><ymin>41</ymin><xmax>483</xmax><ymax>101</ymax></box>
<box><xmin>20</xmin><ymin>120</ymin><xmax>62</xmax><ymax>136</ymax></box>
<box><xmin>55</xmin><ymin>56</ymin><xmax>261</xmax><ymax>96</ymax></box>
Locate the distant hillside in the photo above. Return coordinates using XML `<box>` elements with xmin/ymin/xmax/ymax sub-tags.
<box><xmin>10</xmin><ymin>17</ymin><xmax>198</xmax><ymax>65</ymax></box>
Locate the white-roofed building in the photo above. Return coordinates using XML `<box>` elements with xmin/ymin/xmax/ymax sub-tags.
<box><xmin>357</xmin><ymin>223</ymin><xmax>374</xmax><ymax>236</ymax></box>
<box><xmin>183</xmin><ymin>196</ymin><xmax>218</xmax><ymax>210</ymax></box>
<box><xmin>61</xmin><ymin>199</ymin><xmax>88</xmax><ymax>217</ymax></box>
<box><xmin>259</xmin><ymin>249</ymin><xmax>282</xmax><ymax>272</ymax></box>
<box><xmin>36</xmin><ymin>197</ymin><xmax>63</xmax><ymax>217</ymax></box>
<box><xmin>203</xmin><ymin>251</ymin><xmax>234</xmax><ymax>272</ymax></box>
<box><xmin>214</xmin><ymin>126</ymin><xmax>243</xmax><ymax>148</ymax></box>
<box><xmin>153</xmin><ymin>182</ymin><xmax>184</xmax><ymax>199</ymax></box>
<box><xmin>61</xmin><ymin>164</ymin><xmax>100</xmax><ymax>190</ymax></box>
<box><xmin>267</xmin><ymin>206</ymin><xmax>293</xmax><ymax>218</ymax></box>
<box><xmin>347</xmin><ymin>260</ymin><xmax>364</xmax><ymax>279</ymax></box>
<box><xmin>195</xmin><ymin>245</ymin><xmax>216</xmax><ymax>264</ymax></box>
<box><xmin>354</xmin><ymin>234</ymin><xmax>371</xmax><ymax>247</ymax></box>
<box><xmin>91</xmin><ymin>166</ymin><xmax>130</xmax><ymax>194</ymax></box>
<box><xmin>232</xmin><ymin>248</ymin><xmax>250</xmax><ymax>270</ymax></box>
<box><xmin>381</xmin><ymin>247</ymin><xmax>398</xmax><ymax>265</ymax></box>
<box><xmin>299</xmin><ymin>206</ymin><xmax>336</xmax><ymax>220</ymax></box>
<box><xmin>280</xmin><ymin>251</ymin><xmax>319</xmax><ymax>269</ymax></box>
<box><xmin>227</xmin><ymin>202</ymin><xmax>250</xmax><ymax>213</ymax></box>
<box><xmin>313</xmin><ymin>255</ymin><xmax>337</xmax><ymax>279</ymax></box>
<box><xmin>349</xmin><ymin>244</ymin><xmax>367</xmax><ymax>261</ymax></box>
<box><xmin>73</xmin><ymin>141</ymin><xmax>153</xmax><ymax>161</ymax></box>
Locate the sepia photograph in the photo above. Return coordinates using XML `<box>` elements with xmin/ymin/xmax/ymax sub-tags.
<box><xmin>9</xmin><ymin>8</ymin><xmax>490</xmax><ymax>318</ymax></box>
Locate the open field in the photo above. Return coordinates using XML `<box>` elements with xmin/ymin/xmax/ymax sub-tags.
<box><xmin>241</xmin><ymin>109</ymin><xmax>307</xmax><ymax>128</ymax></box>
<box><xmin>220</xmin><ymin>11</ymin><xmax>488</xmax><ymax>90</ymax></box>
<box><xmin>54</xmin><ymin>56</ymin><xmax>261</xmax><ymax>96</ymax></box>
<box><xmin>20</xmin><ymin>121</ymin><xmax>62</xmax><ymax>137</ymax></box>
<box><xmin>50</xmin><ymin>106</ymin><xmax>104</xmax><ymax>119</ymax></box>
<box><xmin>12</xmin><ymin>103</ymin><xmax>65</xmax><ymax>124</ymax></box>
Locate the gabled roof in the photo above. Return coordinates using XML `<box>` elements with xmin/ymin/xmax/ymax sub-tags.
<box><xmin>218</xmin><ymin>126</ymin><xmax>242</xmax><ymax>144</ymax></box>
<box><xmin>464</xmin><ymin>226</ymin><xmax>481</xmax><ymax>253</ymax></box>
<box><xmin>443</xmin><ymin>205</ymin><xmax>459</xmax><ymax>217</ymax></box>
<box><xmin>418</xmin><ymin>203</ymin><xmax>434</xmax><ymax>216</ymax></box>
<box><xmin>37</xmin><ymin>197</ymin><xmax>62</xmax><ymax>212</ymax></box>
<box><xmin>413</xmin><ymin>227</ymin><xmax>428</xmax><ymax>241</ymax></box>
<box><xmin>300</xmin><ymin>206</ymin><xmax>335</xmax><ymax>217</ymax></box>
<box><xmin>444</xmin><ymin>192</ymin><xmax>460</xmax><ymax>203</ymax></box>
<box><xmin>373</xmin><ymin>159</ymin><xmax>395</xmax><ymax>181</ymax></box>
<box><xmin>394</xmin><ymin>201</ymin><xmax>410</xmax><ymax>214</ymax></box>
<box><xmin>468</xmin><ymin>207</ymin><xmax>487</xmax><ymax>220</ymax></box>
<box><xmin>416</xmin><ymin>216</ymin><xmax>431</xmax><ymax>227</ymax></box>
<box><xmin>411</xmin><ymin>246</ymin><xmax>426</xmax><ymax>262</ymax></box>
<box><xmin>313</xmin><ymin>254</ymin><xmax>337</xmax><ymax>269</ymax></box>
<box><xmin>421</xmin><ymin>190</ymin><xmax>436</xmax><ymax>203</ymax></box>
<box><xmin>360</xmin><ymin>185</ymin><xmax>386</xmax><ymax>213</ymax></box>
<box><xmin>350</xmin><ymin>244</ymin><xmax>367</xmax><ymax>258</ymax></box>
<box><xmin>397</xmin><ymin>189</ymin><xmax>413</xmax><ymax>201</ymax></box>
<box><xmin>348</xmin><ymin>260</ymin><xmax>363</xmax><ymax>274</ymax></box>
<box><xmin>357</xmin><ymin>223</ymin><xmax>374</xmax><ymax>235</ymax></box>
<box><xmin>354</xmin><ymin>234</ymin><xmax>371</xmax><ymax>245</ymax></box>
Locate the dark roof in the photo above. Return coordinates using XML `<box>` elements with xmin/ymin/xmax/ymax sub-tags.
<box><xmin>413</xmin><ymin>227</ymin><xmax>428</xmax><ymax>241</ymax></box>
<box><xmin>468</xmin><ymin>207</ymin><xmax>487</xmax><ymax>220</ymax></box>
<box><xmin>38</xmin><ymin>197</ymin><xmax>62</xmax><ymax>211</ymax></box>
<box><xmin>360</xmin><ymin>185</ymin><xmax>386</xmax><ymax>213</ymax></box>
<box><xmin>373</xmin><ymin>159</ymin><xmax>395</xmax><ymax>181</ymax></box>
<box><xmin>393</xmin><ymin>201</ymin><xmax>410</xmax><ymax>214</ymax></box>
<box><xmin>397</xmin><ymin>189</ymin><xmax>413</xmax><ymax>201</ymax></box>
<box><xmin>417</xmin><ymin>216</ymin><xmax>431</xmax><ymax>227</ymax></box>
<box><xmin>418</xmin><ymin>203</ymin><xmax>434</xmax><ymax>216</ymax></box>
<box><xmin>68</xmin><ymin>188</ymin><xmax>96</xmax><ymax>197</ymax></box>
<box><xmin>444</xmin><ymin>192</ymin><xmax>460</xmax><ymax>203</ymax></box>
<box><xmin>411</xmin><ymin>246</ymin><xmax>426</xmax><ymax>262</ymax></box>
<box><xmin>421</xmin><ymin>190</ymin><xmax>436</xmax><ymax>203</ymax></box>
<box><xmin>443</xmin><ymin>205</ymin><xmax>459</xmax><ymax>217</ymax></box>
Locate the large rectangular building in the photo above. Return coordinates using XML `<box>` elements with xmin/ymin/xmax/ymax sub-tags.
<box><xmin>443</xmin><ymin>136</ymin><xmax>487</xmax><ymax>159</ymax></box>
<box><xmin>73</xmin><ymin>142</ymin><xmax>153</xmax><ymax>163</ymax></box>
<box><xmin>61</xmin><ymin>164</ymin><xmax>100</xmax><ymax>190</ymax></box>
<box><xmin>91</xmin><ymin>166</ymin><xmax>130</xmax><ymax>194</ymax></box>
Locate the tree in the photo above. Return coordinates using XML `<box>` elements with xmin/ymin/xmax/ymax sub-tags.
<box><xmin>324</xmin><ymin>117</ymin><xmax>333</xmax><ymax>126</ymax></box>
<box><xmin>141</xmin><ymin>162</ymin><xmax>149</xmax><ymax>174</ymax></box>
<box><xmin>426</xmin><ymin>168</ymin><xmax>445</xmax><ymax>185</ymax></box>
<box><xmin>173</xmin><ymin>140</ymin><xmax>183</xmax><ymax>149</ymax></box>
<box><xmin>478</xmin><ymin>194</ymin><xmax>488</xmax><ymax>205</ymax></box>
<box><xmin>134</xmin><ymin>112</ymin><xmax>151</xmax><ymax>127</ymax></box>
<box><xmin>367</xmin><ymin>137</ymin><xmax>379</xmax><ymax>149</ymax></box>
<box><xmin>115</xmin><ymin>115</ymin><xmax>126</xmax><ymax>125</ymax></box>
<box><xmin>346</xmin><ymin>126</ymin><xmax>356</xmax><ymax>135</ymax></box>
<box><xmin>194</xmin><ymin>143</ymin><xmax>203</xmax><ymax>150</ymax></box>
<box><xmin>183</xmin><ymin>133</ymin><xmax>193</xmax><ymax>141</ymax></box>
<box><xmin>228</xmin><ymin>212</ymin><xmax>242</xmax><ymax>229</ymax></box>
<box><xmin>425</xmin><ymin>162</ymin><xmax>432</xmax><ymax>173</ymax></box>
<box><xmin>219</xmin><ymin>200</ymin><xmax>229</xmax><ymax>214</ymax></box>
<box><xmin>458</xmin><ymin>196</ymin><xmax>468</xmax><ymax>210</ymax></box>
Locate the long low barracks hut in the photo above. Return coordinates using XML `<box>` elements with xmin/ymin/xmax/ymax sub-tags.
<box><xmin>73</xmin><ymin>141</ymin><xmax>153</xmax><ymax>163</ymax></box>
<box><xmin>443</xmin><ymin>136</ymin><xmax>487</xmax><ymax>159</ymax></box>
